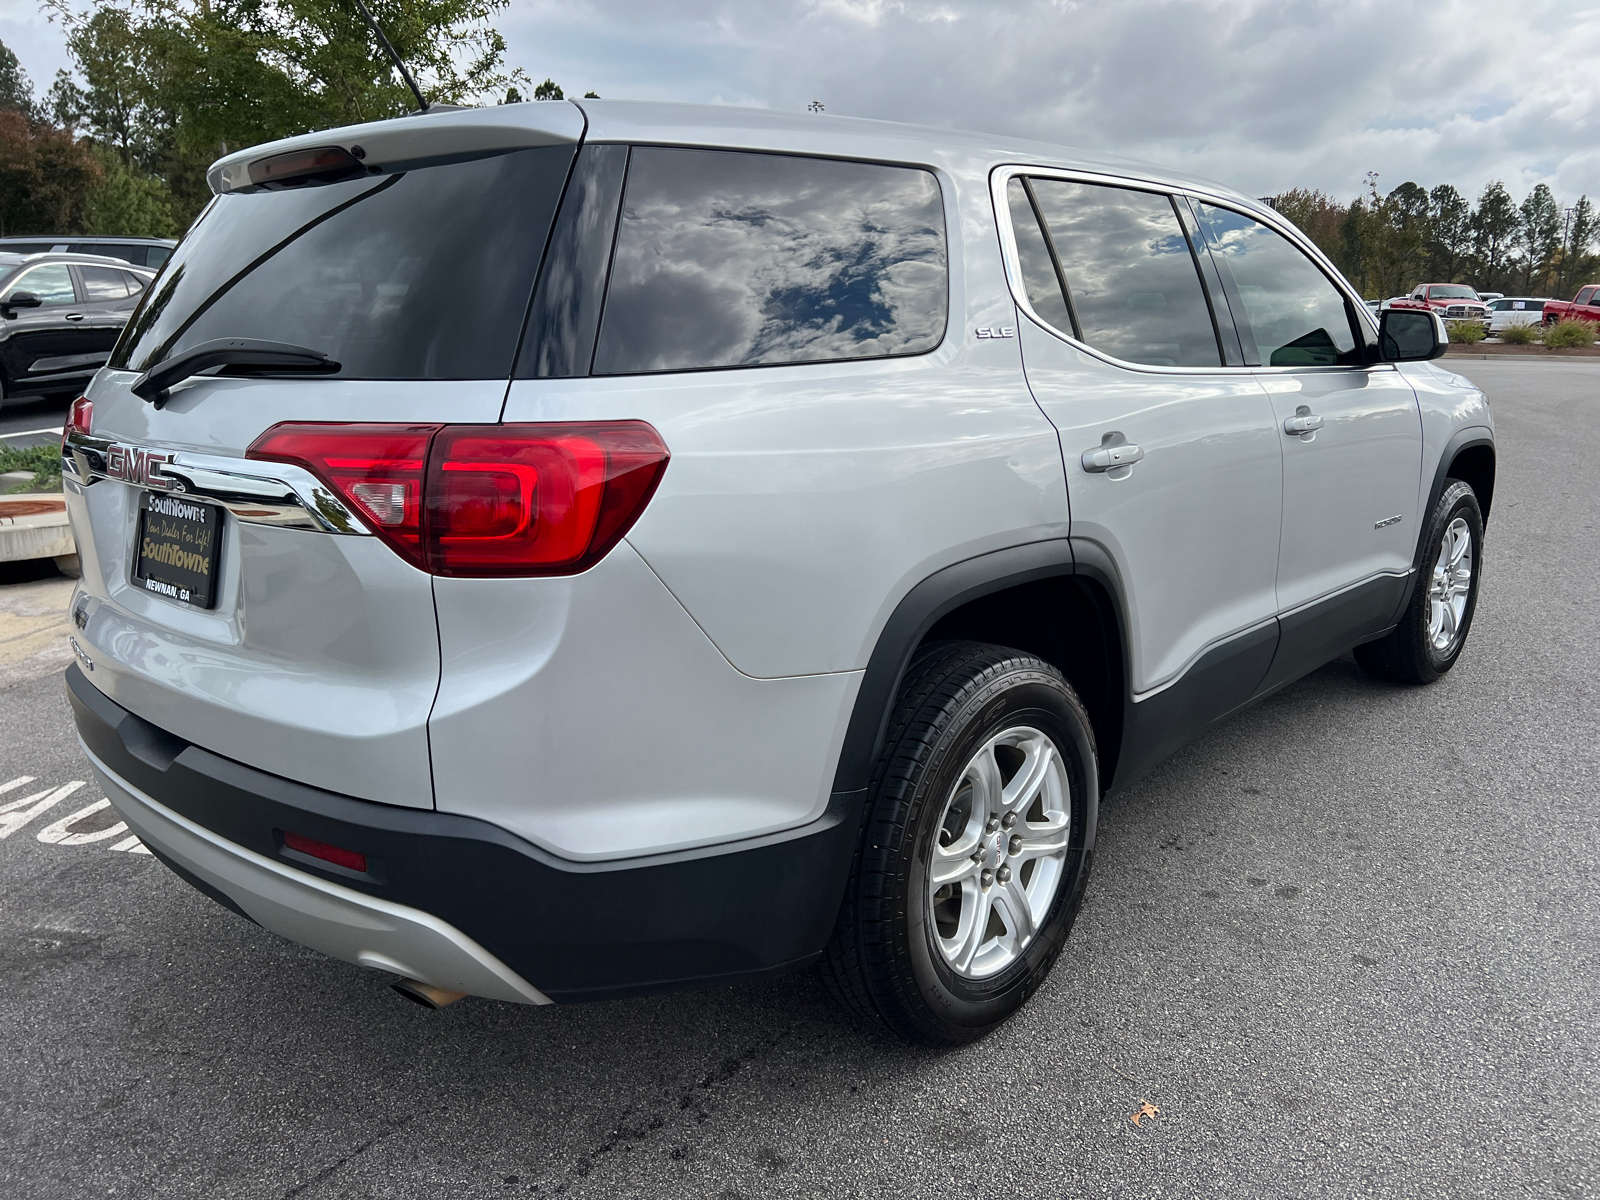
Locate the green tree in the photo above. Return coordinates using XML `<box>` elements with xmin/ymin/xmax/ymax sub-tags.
<box><xmin>1556</xmin><ymin>195</ymin><xmax>1599</xmax><ymax>298</ymax></box>
<box><xmin>532</xmin><ymin>78</ymin><xmax>563</xmax><ymax>100</ymax></box>
<box><xmin>82</xmin><ymin>145</ymin><xmax>176</xmax><ymax>235</ymax></box>
<box><xmin>1427</xmin><ymin>184</ymin><xmax>1472</xmax><ymax>283</ymax></box>
<box><xmin>1517</xmin><ymin>183</ymin><xmax>1561</xmax><ymax>294</ymax></box>
<box><xmin>0</xmin><ymin>36</ymin><xmax>39</xmax><ymax>118</ymax></box>
<box><xmin>1471</xmin><ymin>181</ymin><xmax>1519</xmax><ymax>293</ymax></box>
<box><xmin>0</xmin><ymin>108</ymin><xmax>102</xmax><ymax>235</ymax></box>
<box><xmin>1271</xmin><ymin>188</ymin><xmax>1345</xmax><ymax>263</ymax></box>
<box><xmin>48</xmin><ymin>0</ymin><xmax>527</xmax><ymax>225</ymax></box>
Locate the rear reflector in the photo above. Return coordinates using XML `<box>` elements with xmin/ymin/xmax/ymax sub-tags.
<box><xmin>246</xmin><ymin>421</ymin><xmax>669</xmax><ymax>577</ymax></box>
<box><xmin>282</xmin><ymin>830</ymin><xmax>367</xmax><ymax>874</ymax></box>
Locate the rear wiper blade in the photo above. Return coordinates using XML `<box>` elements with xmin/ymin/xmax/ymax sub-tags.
<box><xmin>131</xmin><ymin>338</ymin><xmax>340</xmax><ymax>407</ymax></box>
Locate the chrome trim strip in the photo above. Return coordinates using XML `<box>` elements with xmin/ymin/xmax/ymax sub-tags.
<box><xmin>63</xmin><ymin>431</ymin><xmax>370</xmax><ymax>535</ymax></box>
<box><xmin>988</xmin><ymin>164</ymin><xmax>1388</xmax><ymax>377</ymax></box>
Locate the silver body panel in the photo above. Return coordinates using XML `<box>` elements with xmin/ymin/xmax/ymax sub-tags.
<box><xmin>66</xmin><ymin>100</ymin><xmax>1491</xmax><ymax>877</ymax></box>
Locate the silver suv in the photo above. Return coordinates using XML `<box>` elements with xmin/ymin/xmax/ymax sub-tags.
<box><xmin>62</xmin><ymin>101</ymin><xmax>1493</xmax><ymax>1044</ymax></box>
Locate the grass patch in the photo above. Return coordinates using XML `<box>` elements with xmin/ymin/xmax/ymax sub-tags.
<box><xmin>1542</xmin><ymin>319</ymin><xmax>1598</xmax><ymax>348</ymax></box>
<box><xmin>1497</xmin><ymin>322</ymin><xmax>1540</xmax><ymax>345</ymax></box>
<box><xmin>1447</xmin><ymin>320</ymin><xmax>1488</xmax><ymax>345</ymax></box>
<box><xmin>0</xmin><ymin>443</ymin><xmax>63</xmax><ymax>492</ymax></box>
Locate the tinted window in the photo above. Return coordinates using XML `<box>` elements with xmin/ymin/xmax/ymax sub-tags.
<box><xmin>517</xmin><ymin>144</ymin><xmax>628</xmax><ymax>379</ymax></box>
<box><xmin>593</xmin><ymin>148</ymin><xmax>946</xmax><ymax>374</ymax></box>
<box><xmin>1027</xmin><ymin>180</ymin><xmax>1221</xmax><ymax>367</ymax></box>
<box><xmin>146</xmin><ymin>247</ymin><xmax>171</xmax><ymax>269</ymax></box>
<box><xmin>69</xmin><ymin>243</ymin><xmax>139</xmax><ymax>265</ymax></box>
<box><xmin>81</xmin><ymin>265</ymin><xmax>132</xmax><ymax>300</ymax></box>
<box><xmin>10</xmin><ymin>263</ymin><xmax>77</xmax><ymax>305</ymax></box>
<box><xmin>1005</xmin><ymin>178</ymin><xmax>1074</xmax><ymax>335</ymax></box>
<box><xmin>112</xmin><ymin>146</ymin><xmax>575</xmax><ymax>378</ymax></box>
<box><xmin>123</xmin><ymin>271</ymin><xmax>147</xmax><ymax>294</ymax></box>
<box><xmin>2</xmin><ymin>243</ymin><xmax>54</xmax><ymax>254</ymax></box>
<box><xmin>1194</xmin><ymin>204</ymin><xmax>1360</xmax><ymax>367</ymax></box>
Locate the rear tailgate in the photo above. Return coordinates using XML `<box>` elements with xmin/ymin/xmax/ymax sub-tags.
<box><xmin>65</xmin><ymin>109</ymin><xmax>582</xmax><ymax>808</ymax></box>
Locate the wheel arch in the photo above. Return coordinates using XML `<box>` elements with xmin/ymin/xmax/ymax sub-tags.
<box><xmin>829</xmin><ymin>539</ymin><xmax>1129</xmax><ymax>801</ymax></box>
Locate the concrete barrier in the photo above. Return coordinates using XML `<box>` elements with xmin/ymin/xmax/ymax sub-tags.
<box><xmin>0</xmin><ymin>496</ymin><xmax>77</xmax><ymax>572</ymax></box>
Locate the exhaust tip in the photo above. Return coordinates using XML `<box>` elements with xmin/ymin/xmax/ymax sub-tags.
<box><xmin>391</xmin><ymin>978</ymin><xmax>469</xmax><ymax>1009</ymax></box>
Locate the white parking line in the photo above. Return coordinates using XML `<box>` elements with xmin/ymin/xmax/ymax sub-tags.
<box><xmin>0</xmin><ymin>774</ymin><xmax>151</xmax><ymax>853</ymax></box>
<box><xmin>0</xmin><ymin>427</ymin><xmax>64</xmax><ymax>440</ymax></box>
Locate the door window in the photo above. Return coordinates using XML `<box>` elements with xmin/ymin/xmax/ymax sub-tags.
<box><xmin>1578</xmin><ymin>287</ymin><xmax>1597</xmax><ymax>306</ymax></box>
<box><xmin>1023</xmin><ymin>179</ymin><xmax>1222</xmax><ymax>367</ymax></box>
<box><xmin>593</xmin><ymin>148</ymin><xmax>947</xmax><ymax>374</ymax></box>
<box><xmin>123</xmin><ymin>271</ymin><xmax>148</xmax><ymax>295</ymax></box>
<box><xmin>1192</xmin><ymin>204</ymin><xmax>1361</xmax><ymax>367</ymax></box>
<box><xmin>80</xmin><ymin>265</ymin><xmax>132</xmax><ymax>301</ymax></box>
<box><xmin>1005</xmin><ymin>178</ymin><xmax>1075</xmax><ymax>336</ymax></box>
<box><xmin>8</xmin><ymin>263</ymin><xmax>77</xmax><ymax>305</ymax></box>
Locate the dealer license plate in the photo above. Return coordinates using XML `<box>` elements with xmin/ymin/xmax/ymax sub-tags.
<box><xmin>133</xmin><ymin>491</ymin><xmax>223</xmax><ymax>609</ymax></box>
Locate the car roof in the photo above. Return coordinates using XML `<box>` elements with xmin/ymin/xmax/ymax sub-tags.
<box><xmin>0</xmin><ymin>251</ymin><xmax>156</xmax><ymax>271</ymax></box>
<box><xmin>0</xmin><ymin>235</ymin><xmax>177</xmax><ymax>247</ymax></box>
<box><xmin>207</xmin><ymin>97</ymin><xmax>1262</xmax><ymax>214</ymax></box>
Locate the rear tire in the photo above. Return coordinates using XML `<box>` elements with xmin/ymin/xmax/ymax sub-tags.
<box><xmin>1355</xmin><ymin>479</ymin><xmax>1483</xmax><ymax>685</ymax></box>
<box><xmin>819</xmin><ymin>641</ymin><xmax>1098</xmax><ymax>1045</ymax></box>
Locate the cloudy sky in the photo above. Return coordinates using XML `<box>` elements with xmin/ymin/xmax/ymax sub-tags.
<box><xmin>5</xmin><ymin>0</ymin><xmax>1599</xmax><ymax>206</ymax></box>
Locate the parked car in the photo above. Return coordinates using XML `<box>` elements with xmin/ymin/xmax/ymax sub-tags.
<box><xmin>1477</xmin><ymin>292</ymin><xmax>1503</xmax><ymax>303</ymax></box>
<box><xmin>1407</xmin><ymin>283</ymin><xmax>1490</xmax><ymax>323</ymax></box>
<box><xmin>0</xmin><ymin>235</ymin><xmax>177</xmax><ymax>270</ymax></box>
<box><xmin>1485</xmin><ymin>297</ymin><xmax>1547</xmax><ymax>332</ymax></box>
<box><xmin>1540</xmin><ymin>284</ymin><xmax>1600</xmax><ymax>325</ymax></box>
<box><xmin>0</xmin><ymin>252</ymin><xmax>155</xmax><ymax>405</ymax></box>
<box><xmin>61</xmin><ymin>101</ymin><xmax>1493</xmax><ymax>1044</ymax></box>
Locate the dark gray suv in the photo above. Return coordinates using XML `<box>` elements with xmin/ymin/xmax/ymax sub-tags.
<box><xmin>0</xmin><ymin>252</ymin><xmax>154</xmax><ymax>404</ymax></box>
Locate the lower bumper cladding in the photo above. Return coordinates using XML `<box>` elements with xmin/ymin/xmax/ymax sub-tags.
<box><xmin>66</xmin><ymin>664</ymin><xmax>857</xmax><ymax>1003</ymax></box>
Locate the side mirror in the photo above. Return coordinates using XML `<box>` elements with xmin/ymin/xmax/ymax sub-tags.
<box><xmin>0</xmin><ymin>290</ymin><xmax>42</xmax><ymax>317</ymax></box>
<box><xmin>1378</xmin><ymin>307</ymin><xmax>1448</xmax><ymax>362</ymax></box>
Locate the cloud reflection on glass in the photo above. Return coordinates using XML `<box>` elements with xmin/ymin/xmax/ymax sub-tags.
<box><xmin>594</xmin><ymin>148</ymin><xmax>947</xmax><ymax>374</ymax></box>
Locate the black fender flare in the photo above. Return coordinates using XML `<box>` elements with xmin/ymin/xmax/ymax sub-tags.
<box><xmin>828</xmin><ymin>537</ymin><xmax>1131</xmax><ymax>798</ymax></box>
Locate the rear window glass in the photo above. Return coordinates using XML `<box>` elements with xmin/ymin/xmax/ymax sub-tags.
<box><xmin>81</xmin><ymin>265</ymin><xmax>133</xmax><ymax>300</ymax></box>
<box><xmin>592</xmin><ymin>148</ymin><xmax>947</xmax><ymax>374</ymax></box>
<box><xmin>111</xmin><ymin>146</ymin><xmax>575</xmax><ymax>379</ymax></box>
<box><xmin>1026</xmin><ymin>180</ymin><xmax>1221</xmax><ymax>367</ymax></box>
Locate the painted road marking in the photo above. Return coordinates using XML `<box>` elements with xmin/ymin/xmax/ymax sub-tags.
<box><xmin>0</xmin><ymin>773</ymin><xmax>150</xmax><ymax>854</ymax></box>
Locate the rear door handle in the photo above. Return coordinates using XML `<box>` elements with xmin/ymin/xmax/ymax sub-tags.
<box><xmin>64</xmin><ymin>312</ymin><xmax>85</xmax><ymax>322</ymax></box>
<box><xmin>1283</xmin><ymin>406</ymin><xmax>1323</xmax><ymax>435</ymax></box>
<box><xmin>1081</xmin><ymin>438</ymin><xmax>1145</xmax><ymax>472</ymax></box>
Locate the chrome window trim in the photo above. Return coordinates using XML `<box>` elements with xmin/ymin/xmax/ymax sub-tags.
<box><xmin>989</xmin><ymin>164</ymin><xmax>1389</xmax><ymax>377</ymax></box>
<box><xmin>63</xmin><ymin>430</ymin><xmax>371</xmax><ymax>535</ymax></box>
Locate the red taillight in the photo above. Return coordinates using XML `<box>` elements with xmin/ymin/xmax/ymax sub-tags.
<box><xmin>282</xmin><ymin>830</ymin><xmax>367</xmax><ymax>873</ymax></box>
<box><xmin>246</xmin><ymin>422</ymin><xmax>669</xmax><ymax>577</ymax></box>
<box><xmin>63</xmin><ymin>396</ymin><xmax>92</xmax><ymax>449</ymax></box>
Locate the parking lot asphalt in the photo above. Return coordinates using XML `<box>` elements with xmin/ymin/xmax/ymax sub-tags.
<box><xmin>0</xmin><ymin>360</ymin><xmax>1595</xmax><ymax>1199</ymax></box>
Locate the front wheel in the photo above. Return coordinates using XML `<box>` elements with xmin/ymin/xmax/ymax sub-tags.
<box><xmin>819</xmin><ymin>641</ymin><xmax>1098</xmax><ymax>1045</ymax></box>
<box><xmin>1355</xmin><ymin>479</ymin><xmax>1483</xmax><ymax>684</ymax></box>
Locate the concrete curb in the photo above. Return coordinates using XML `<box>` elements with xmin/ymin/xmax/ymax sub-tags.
<box><xmin>0</xmin><ymin>496</ymin><xmax>75</xmax><ymax>564</ymax></box>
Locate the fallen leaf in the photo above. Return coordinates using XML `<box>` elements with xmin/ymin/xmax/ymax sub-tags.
<box><xmin>1130</xmin><ymin>1100</ymin><xmax>1160</xmax><ymax>1128</ymax></box>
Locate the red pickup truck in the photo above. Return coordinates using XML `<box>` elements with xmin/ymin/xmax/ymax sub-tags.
<box><xmin>1403</xmin><ymin>284</ymin><xmax>1491</xmax><ymax>323</ymax></box>
<box><xmin>1541</xmin><ymin>284</ymin><xmax>1600</xmax><ymax>325</ymax></box>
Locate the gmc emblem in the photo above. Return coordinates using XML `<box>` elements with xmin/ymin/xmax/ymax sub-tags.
<box><xmin>104</xmin><ymin>444</ymin><xmax>177</xmax><ymax>491</ymax></box>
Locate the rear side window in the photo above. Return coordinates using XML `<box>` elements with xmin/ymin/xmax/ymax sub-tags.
<box><xmin>1192</xmin><ymin>204</ymin><xmax>1360</xmax><ymax>367</ymax></box>
<box><xmin>70</xmin><ymin>243</ymin><xmax>141</xmax><ymax>265</ymax></box>
<box><xmin>80</xmin><ymin>265</ymin><xmax>133</xmax><ymax>300</ymax></box>
<box><xmin>112</xmin><ymin>146</ymin><xmax>576</xmax><ymax>378</ymax></box>
<box><xmin>592</xmin><ymin>148</ymin><xmax>947</xmax><ymax>374</ymax></box>
<box><xmin>1024</xmin><ymin>179</ymin><xmax>1222</xmax><ymax>367</ymax></box>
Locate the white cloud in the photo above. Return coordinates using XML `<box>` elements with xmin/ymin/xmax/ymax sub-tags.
<box><xmin>500</xmin><ymin>0</ymin><xmax>1600</xmax><ymax>206</ymax></box>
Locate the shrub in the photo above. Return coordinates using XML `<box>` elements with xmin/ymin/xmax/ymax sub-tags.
<box><xmin>1448</xmin><ymin>320</ymin><xmax>1488</xmax><ymax>344</ymax></box>
<box><xmin>0</xmin><ymin>443</ymin><xmax>62</xmax><ymax>492</ymax></box>
<box><xmin>1542</xmin><ymin>319</ymin><xmax>1598</xmax><ymax>348</ymax></box>
<box><xmin>1497</xmin><ymin>322</ymin><xmax>1539</xmax><ymax>345</ymax></box>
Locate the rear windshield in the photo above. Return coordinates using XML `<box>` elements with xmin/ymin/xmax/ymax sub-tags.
<box><xmin>111</xmin><ymin>146</ymin><xmax>575</xmax><ymax>379</ymax></box>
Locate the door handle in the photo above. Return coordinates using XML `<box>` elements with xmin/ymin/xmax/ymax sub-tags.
<box><xmin>1081</xmin><ymin>435</ymin><xmax>1145</xmax><ymax>473</ymax></box>
<box><xmin>1283</xmin><ymin>406</ymin><xmax>1323</xmax><ymax>436</ymax></box>
<box><xmin>64</xmin><ymin>312</ymin><xmax>85</xmax><ymax>322</ymax></box>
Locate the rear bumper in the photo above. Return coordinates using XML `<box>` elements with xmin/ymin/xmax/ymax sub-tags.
<box><xmin>67</xmin><ymin>664</ymin><xmax>858</xmax><ymax>1003</ymax></box>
